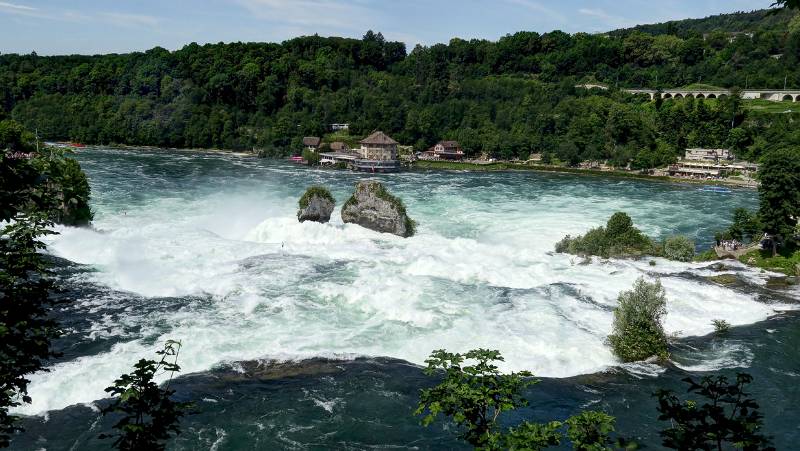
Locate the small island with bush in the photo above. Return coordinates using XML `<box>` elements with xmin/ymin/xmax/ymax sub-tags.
<box><xmin>555</xmin><ymin>212</ymin><xmax>695</xmax><ymax>262</ymax></box>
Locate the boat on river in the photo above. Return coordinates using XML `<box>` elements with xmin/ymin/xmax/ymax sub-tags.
<box><xmin>699</xmin><ymin>186</ymin><xmax>732</xmax><ymax>193</ymax></box>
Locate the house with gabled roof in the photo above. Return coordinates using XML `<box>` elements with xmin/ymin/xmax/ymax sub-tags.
<box><xmin>303</xmin><ymin>136</ymin><xmax>322</xmax><ymax>152</ymax></box>
<box><xmin>359</xmin><ymin>131</ymin><xmax>398</xmax><ymax>161</ymax></box>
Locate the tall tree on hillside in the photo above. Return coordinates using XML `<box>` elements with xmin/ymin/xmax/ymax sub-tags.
<box><xmin>758</xmin><ymin>148</ymin><xmax>800</xmax><ymax>255</ymax></box>
<box><xmin>773</xmin><ymin>0</ymin><xmax>800</xmax><ymax>9</ymax></box>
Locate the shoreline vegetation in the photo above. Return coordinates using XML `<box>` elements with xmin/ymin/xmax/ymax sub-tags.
<box><xmin>4</xmin><ymin>7</ymin><xmax>799</xmax><ymax>179</ymax></box>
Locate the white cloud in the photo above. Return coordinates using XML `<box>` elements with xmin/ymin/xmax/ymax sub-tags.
<box><xmin>98</xmin><ymin>12</ymin><xmax>161</xmax><ymax>28</ymax></box>
<box><xmin>0</xmin><ymin>1</ymin><xmax>36</xmax><ymax>11</ymax></box>
<box><xmin>235</xmin><ymin>0</ymin><xmax>372</xmax><ymax>30</ymax></box>
<box><xmin>504</xmin><ymin>0</ymin><xmax>566</xmax><ymax>23</ymax></box>
<box><xmin>578</xmin><ymin>8</ymin><xmax>612</xmax><ymax>20</ymax></box>
<box><xmin>0</xmin><ymin>0</ymin><xmax>41</xmax><ymax>18</ymax></box>
<box><xmin>578</xmin><ymin>7</ymin><xmax>632</xmax><ymax>29</ymax></box>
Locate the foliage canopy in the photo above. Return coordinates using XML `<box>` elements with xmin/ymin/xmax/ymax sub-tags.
<box><xmin>655</xmin><ymin>373</ymin><xmax>774</xmax><ymax>450</ymax></box>
<box><xmin>100</xmin><ymin>340</ymin><xmax>190</xmax><ymax>451</ymax></box>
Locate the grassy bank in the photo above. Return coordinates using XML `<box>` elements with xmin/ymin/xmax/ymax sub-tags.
<box><xmin>412</xmin><ymin>160</ymin><xmax>667</xmax><ymax>180</ymax></box>
<box><xmin>739</xmin><ymin>247</ymin><xmax>800</xmax><ymax>276</ymax></box>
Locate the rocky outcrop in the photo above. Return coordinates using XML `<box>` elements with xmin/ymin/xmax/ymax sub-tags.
<box><xmin>297</xmin><ymin>187</ymin><xmax>335</xmax><ymax>223</ymax></box>
<box><xmin>341</xmin><ymin>181</ymin><xmax>415</xmax><ymax>237</ymax></box>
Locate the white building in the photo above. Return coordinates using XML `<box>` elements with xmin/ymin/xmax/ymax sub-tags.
<box><xmin>684</xmin><ymin>148</ymin><xmax>731</xmax><ymax>162</ymax></box>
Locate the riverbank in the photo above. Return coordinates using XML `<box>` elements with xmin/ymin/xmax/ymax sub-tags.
<box><xmin>696</xmin><ymin>245</ymin><xmax>800</xmax><ymax>276</ymax></box>
<box><xmin>80</xmin><ymin>143</ymin><xmax>256</xmax><ymax>157</ymax></box>
<box><xmin>76</xmin><ymin>143</ymin><xmax>756</xmax><ymax>190</ymax></box>
<box><xmin>740</xmin><ymin>248</ymin><xmax>800</xmax><ymax>276</ymax></box>
<box><xmin>411</xmin><ymin>160</ymin><xmax>757</xmax><ymax>189</ymax></box>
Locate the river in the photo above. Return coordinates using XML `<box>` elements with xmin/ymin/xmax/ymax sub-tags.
<box><xmin>10</xmin><ymin>147</ymin><xmax>799</xmax><ymax>449</ymax></box>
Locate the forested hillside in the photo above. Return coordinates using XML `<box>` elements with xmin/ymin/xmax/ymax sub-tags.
<box><xmin>610</xmin><ymin>7</ymin><xmax>798</xmax><ymax>37</ymax></box>
<box><xmin>1</xmin><ymin>9</ymin><xmax>799</xmax><ymax>166</ymax></box>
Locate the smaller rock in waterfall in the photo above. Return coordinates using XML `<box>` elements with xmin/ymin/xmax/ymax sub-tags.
<box><xmin>297</xmin><ymin>186</ymin><xmax>335</xmax><ymax>223</ymax></box>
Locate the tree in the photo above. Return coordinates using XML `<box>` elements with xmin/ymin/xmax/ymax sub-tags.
<box><xmin>757</xmin><ymin>149</ymin><xmax>800</xmax><ymax>255</ymax></box>
<box><xmin>100</xmin><ymin>341</ymin><xmax>189</xmax><ymax>450</ymax></box>
<box><xmin>1</xmin><ymin>120</ymin><xmax>93</xmax><ymax>225</ymax></box>
<box><xmin>606</xmin><ymin>212</ymin><xmax>634</xmax><ymax>237</ymax></box>
<box><xmin>0</xmin><ymin>214</ymin><xmax>59</xmax><ymax>448</ymax></box>
<box><xmin>565</xmin><ymin>411</ymin><xmax>619</xmax><ymax>451</ymax></box>
<box><xmin>301</xmin><ymin>148</ymin><xmax>321</xmax><ymax>166</ymax></box>
<box><xmin>728</xmin><ymin>208</ymin><xmax>762</xmax><ymax>243</ymax></box>
<box><xmin>488</xmin><ymin>421</ymin><xmax>563</xmax><ymax>450</ymax></box>
<box><xmin>608</xmin><ymin>277</ymin><xmax>669</xmax><ymax>362</ymax></box>
<box><xmin>416</xmin><ymin>349</ymin><xmax>631</xmax><ymax>450</ymax></box>
<box><xmin>655</xmin><ymin>373</ymin><xmax>774</xmax><ymax>450</ymax></box>
<box><xmin>0</xmin><ymin>120</ymin><xmax>40</xmax><ymax>220</ymax></box>
<box><xmin>772</xmin><ymin>0</ymin><xmax>800</xmax><ymax>9</ymax></box>
<box><xmin>415</xmin><ymin>349</ymin><xmax>536</xmax><ymax>447</ymax></box>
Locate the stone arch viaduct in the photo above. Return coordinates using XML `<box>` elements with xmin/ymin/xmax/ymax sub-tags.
<box><xmin>624</xmin><ymin>88</ymin><xmax>800</xmax><ymax>102</ymax></box>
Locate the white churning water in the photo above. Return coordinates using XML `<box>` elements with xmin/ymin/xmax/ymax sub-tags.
<box><xmin>16</xmin><ymin>147</ymin><xmax>793</xmax><ymax>415</ymax></box>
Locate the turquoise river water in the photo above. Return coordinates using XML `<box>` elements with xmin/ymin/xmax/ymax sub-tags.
<box><xmin>9</xmin><ymin>147</ymin><xmax>800</xmax><ymax>449</ymax></box>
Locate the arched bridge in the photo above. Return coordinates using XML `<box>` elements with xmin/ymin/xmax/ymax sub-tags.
<box><xmin>624</xmin><ymin>88</ymin><xmax>800</xmax><ymax>102</ymax></box>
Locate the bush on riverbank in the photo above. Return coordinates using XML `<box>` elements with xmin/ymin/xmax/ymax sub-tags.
<box><xmin>301</xmin><ymin>148</ymin><xmax>321</xmax><ymax>166</ymax></box>
<box><xmin>555</xmin><ymin>212</ymin><xmax>653</xmax><ymax>259</ymax></box>
<box><xmin>608</xmin><ymin>277</ymin><xmax>669</xmax><ymax>362</ymax></box>
<box><xmin>1</xmin><ymin>119</ymin><xmax>93</xmax><ymax>226</ymax></box>
<box><xmin>662</xmin><ymin>235</ymin><xmax>695</xmax><ymax>262</ymax></box>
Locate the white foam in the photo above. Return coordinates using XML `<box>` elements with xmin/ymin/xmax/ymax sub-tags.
<box><xmin>673</xmin><ymin>342</ymin><xmax>755</xmax><ymax>372</ymax></box>
<box><xmin>17</xmin><ymin>153</ymin><xmax>795</xmax><ymax>415</ymax></box>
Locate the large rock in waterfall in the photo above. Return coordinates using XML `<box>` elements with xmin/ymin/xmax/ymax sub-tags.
<box><xmin>341</xmin><ymin>181</ymin><xmax>415</xmax><ymax>237</ymax></box>
<box><xmin>297</xmin><ymin>186</ymin><xmax>335</xmax><ymax>223</ymax></box>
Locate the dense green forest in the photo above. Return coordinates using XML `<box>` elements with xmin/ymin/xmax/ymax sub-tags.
<box><xmin>1</xmin><ymin>8</ymin><xmax>799</xmax><ymax>166</ymax></box>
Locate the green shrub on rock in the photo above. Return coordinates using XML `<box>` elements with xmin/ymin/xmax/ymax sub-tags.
<box><xmin>298</xmin><ymin>186</ymin><xmax>334</xmax><ymax>209</ymax></box>
<box><xmin>608</xmin><ymin>277</ymin><xmax>669</xmax><ymax>362</ymax></box>
<box><xmin>712</xmin><ymin>319</ymin><xmax>731</xmax><ymax>335</ymax></box>
<box><xmin>555</xmin><ymin>212</ymin><xmax>653</xmax><ymax>259</ymax></box>
<box><xmin>297</xmin><ymin>186</ymin><xmax>335</xmax><ymax>223</ymax></box>
<box><xmin>663</xmin><ymin>235</ymin><xmax>695</xmax><ymax>262</ymax></box>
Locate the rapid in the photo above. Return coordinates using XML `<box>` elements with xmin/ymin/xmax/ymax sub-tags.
<box><xmin>11</xmin><ymin>147</ymin><xmax>799</xmax><ymax>449</ymax></box>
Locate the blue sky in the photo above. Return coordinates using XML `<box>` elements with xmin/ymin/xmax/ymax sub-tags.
<box><xmin>0</xmin><ymin>0</ymin><xmax>776</xmax><ymax>55</ymax></box>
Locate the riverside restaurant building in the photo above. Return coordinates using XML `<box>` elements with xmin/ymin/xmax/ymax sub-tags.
<box><xmin>320</xmin><ymin>131</ymin><xmax>402</xmax><ymax>172</ymax></box>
